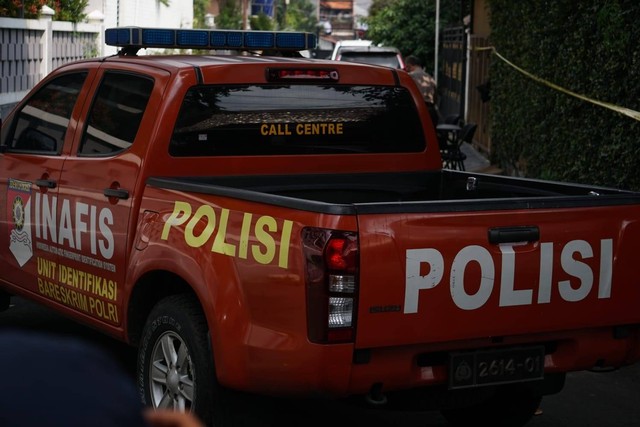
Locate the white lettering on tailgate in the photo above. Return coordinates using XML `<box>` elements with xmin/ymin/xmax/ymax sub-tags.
<box><xmin>404</xmin><ymin>239</ymin><xmax>613</xmax><ymax>313</ymax></box>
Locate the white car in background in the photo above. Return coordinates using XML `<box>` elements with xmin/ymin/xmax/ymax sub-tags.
<box><xmin>330</xmin><ymin>39</ymin><xmax>373</xmax><ymax>60</ymax></box>
<box><xmin>330</xmin><ymin>40</ymin><xmax>405</xmax><ymax>70</ymax></box>
<box><xmin>334</xmin><ymin>45</ymin><xmax>405</xmax><ymax>70</ymax></box>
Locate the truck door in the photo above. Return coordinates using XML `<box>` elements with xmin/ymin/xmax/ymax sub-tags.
<box><xmin>55</xmin><ymin>69</ymin><xmax>156</xmax><ymax>326</ymax></box>
<box><xmin>0</xmin><ymin>71</ymin><xmax>89</xmax><ymax>295</ymax></box>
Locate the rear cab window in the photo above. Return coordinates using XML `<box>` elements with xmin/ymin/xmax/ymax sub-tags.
<box><xmin>170</xmin><ymin>84</ymin><xmax>425</xmax><ymax>157</ymax></box>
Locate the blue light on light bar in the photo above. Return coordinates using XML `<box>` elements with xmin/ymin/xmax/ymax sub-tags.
<box><xmin>276</xmin><ymin>32</ymin><xmax>304</xmax><ymax>49</ymax></box>
<box><xmin>105</xmin><ymin>27</ymin><xmax>317</xmax><ymax>52</ymax></box>
<box><xmin>210</xmin><ymin>31</ymin><xmax>227</xmax><ymax>48</ymax></box>
<box><xmin>226</xmin><ymin>32</ymin><xmax>243</xmax><ymax>48</ymax></box>
<box><xmin>177</xmin><ymin>30</ymin><xmax>209</xmax><ymax>47</ymax></box>
<box><xmin>105</xmin><ymin>28</ymin><xmax>131</xmax><ymax>45</ymax></box>
<box><xmin>246</xmin><ymin>32</ymin><xmax>275</xmax><ymax>49</ymax></box>
<box><xmin>142</xmin><ymin>29</ymin><xmax>175</xmax><ymax>46</ymax></box>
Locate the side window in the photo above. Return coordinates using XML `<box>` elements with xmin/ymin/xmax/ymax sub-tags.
<box><xmin>79</xmin><ymin>72</ymin><xmax>153</xmax><ymax>156</ymax></box>
<box><xmin>6</xmin><ymin>72</ymin><xmax>87</xmax><ymax>154</ymax></box>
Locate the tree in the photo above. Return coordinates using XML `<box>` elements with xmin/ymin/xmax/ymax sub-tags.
<box><xmin>0</xmin><ymin>0</ymin><xmax>89</xmax><ymax>22</ymax></box>
<box><xmin>192</xmin><ymin>0</ymin><xmax>209</xmax><ymax>28</ymax></box>
<box><xmin>250</xmin><ymin>12</ymin><xmax>274</xmax><ymax>30</ymax></box>
<box><xmin>216</xmin><ymin>0</ymin><xmax>242</xmax><ymax>29</ymax></box>
<box><xmin>47</xmin><ymin>0</ymin><xmax>89</xmax><ymax>22</ymax></box>
<box><xmin>368</xmin><ymin>0</ymin><xmax>395</xmax><ymax>17</ymax></box>
<box><xmin>275</xmin><ymin>0</ymin><xmax>317</xmax><ymax>32</ymax></box>
<box><xmin>365</xmin><ymin>0</ymin><xmax>460</xmax><ymax>72</ymax></box>
<box><xmin>0</xmin><ymin>0</ymin><xmax>46</xmax><ymax>18</ymax></box>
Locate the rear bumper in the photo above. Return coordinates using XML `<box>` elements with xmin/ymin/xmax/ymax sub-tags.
<box><xmin>347</xmin><ymin>324</ymin><xmax>640</xmax><ymax>395</ymax></box>
<box><xmin>221</xmin><ymin>324</ymin><xmax>640</xmax><ymax>397</ymax></box>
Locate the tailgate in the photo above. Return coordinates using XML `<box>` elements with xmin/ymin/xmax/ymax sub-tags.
<box><xmin>354</xmin><ymin>204</ymin><xmax>640</xmax><ymax>348</ymax></box>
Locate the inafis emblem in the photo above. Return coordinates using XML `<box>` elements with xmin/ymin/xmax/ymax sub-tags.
<box><xmin>8</xmin><ymin>179</ymin><xmax>33</xmax><ymax>266</ymax></box>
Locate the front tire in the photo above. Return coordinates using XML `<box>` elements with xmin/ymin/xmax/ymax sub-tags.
<box><xmin>138</xmin><ymin>294</ymin><xmax>217</xmax><ymax>425</ymax></box>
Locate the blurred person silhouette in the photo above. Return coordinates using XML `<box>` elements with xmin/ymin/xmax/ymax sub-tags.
<box><xmin>405</xmin><ymin>55</ymin><xmax>439</xmax><ymax>127</ymax></box>
<box><xmin>0</xmin><ymin>329</ymin><xmax>204</xmax><ymax>427</ymax></box>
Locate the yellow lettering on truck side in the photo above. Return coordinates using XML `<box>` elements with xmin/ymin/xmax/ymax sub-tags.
<box><xmin>212</xmin><ymin>208</ymin><xmax>236</xmax><ymax>256</ymax></box>
<box><xmin>239</xmin><ymin>212</ymin><xmax>253</xmax><ymax>259</ymax></box>
<box><xmin>185</xmin><ymin>205</ymin><xmax>216</xmax><ymax>248</ymax></box>
<box><xmin>252</xmin><ymin>215</ymin><xmax>277</xmax><ymax>265</ymax></box>
<box><xmin>161</xmin><ymin>201</ymin><xmax>192</xmax><ymax>240</ymax></box>
<box><xmin>278</xmin><ymin>220</ymin><xmax>293</xmax><ymax>268</ymax></box>
<box><xmin>161</xmin><ymin>200</ymin><xmax>294</xmax><ymax>269</ymax></box>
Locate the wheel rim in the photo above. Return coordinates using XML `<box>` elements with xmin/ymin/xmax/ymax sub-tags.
<box><xmin>149</xmin><ymin>331</ymin><xmax>195</xmax><ymax>411</ymax></box>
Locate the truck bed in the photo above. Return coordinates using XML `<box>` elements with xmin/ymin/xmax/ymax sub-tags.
<box><xmin>147</xmin><ymin>170</ymin><xmax>640</xmax><ymax>214</ymax></box>
<box><xmin>148</xmin><ymin>170</ymin><xmax>640</xmax><ymax>349</ymax></box>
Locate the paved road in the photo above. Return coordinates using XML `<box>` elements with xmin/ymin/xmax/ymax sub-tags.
<box><xmin>1</xmin><ymin>297</ymin><xmax>638</xmax><ymax>427</ymax></box>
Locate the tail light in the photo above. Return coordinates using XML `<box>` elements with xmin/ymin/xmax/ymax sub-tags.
<box><xmin>303</xmin><ymin>227</ymin><xmax>358</xmax><ymax>344</ymax></box>
<box><xmin>266</xmin><ymin>68</ymin><xmax>340</xmax><ymax>82</ymax></box>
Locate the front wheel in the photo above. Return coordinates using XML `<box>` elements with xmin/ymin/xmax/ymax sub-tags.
<box><xmin>138</xmin><ymin>294</ymin><xmax>218</xmax><ymax>425</ymax></box>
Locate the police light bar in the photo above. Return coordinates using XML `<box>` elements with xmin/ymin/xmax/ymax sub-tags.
<box><xmin>105</xmin><ymin>27</ymin><xmax>317</xmax><ymax>52</ymax></box>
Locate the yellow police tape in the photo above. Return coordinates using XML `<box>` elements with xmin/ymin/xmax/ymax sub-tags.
<box><xmin>474</xmin><ymin>46</ymin><xmax>640</xmax><ymax>122</ymax></box>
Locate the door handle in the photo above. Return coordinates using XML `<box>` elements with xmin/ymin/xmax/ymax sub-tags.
<box><xmin>488</xmin><ymin>226</ymin><xmax>539</xmax><ymax>244</ymax></box>
<box><xmin>103</xmin><ymin>188</ymin><xmax>129</xmax><ymax>200</ymax></box>
<box><xmin>35</xmin><ymin>179</ymin><xmax>57</xmax><ymax>189</ymax></box>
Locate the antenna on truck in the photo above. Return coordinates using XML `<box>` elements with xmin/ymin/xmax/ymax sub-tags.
<box><xmin>105</xmin><ymin>27</ymin><xmax>318</xmax><ymax>56</ymax></box>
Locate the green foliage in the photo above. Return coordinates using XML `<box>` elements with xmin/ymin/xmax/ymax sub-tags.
<box><xmin>83</xmin><ymin>41</ymin><xmax>99</xmax><ymax>58</ymax></box>
<box><xmin>0</xmin><ymin>0</ymin><xmax>47</xmax><ymax>18</ymax></box>
<box><xmin>274</xmin><ymin>0</ymin><xmax>318</xmax><ymax>32</ymax></box>
<box><xmin>488</xmin><ymin>0</ymin><xmax>640</xmax><ymax>190</ymax></box>
<box><xmin>365</xmin><ymin>0</ymin><xmax>459</xmax><ymax>72</ymax></box>
<box><xmin>216</xmin><ymin>0</ymin><xmax>242</xmax><ymax>29</ymax></box>
<box><xmin>192</xmin><ymin>0</ymin><xmax>209</xmax><ymax>28</ymax></box>
<box><xmin>250</xmin><ymin>12</ymin><xmax>273</xmax><ymax>30</ymax></box>
<box><xmin>0</xmin><ymin>0</ymin><xmax>87</xmax><ymax>22</ymax></box>
<box><xmin>368</xmin><ymin>0</ymin><xmax>395</xmax><ymax>18</ymax></box>
<box><xmin>47</xmin><ymin>0</ymin><xmax>88</xmax><ymax>22</ymax></box>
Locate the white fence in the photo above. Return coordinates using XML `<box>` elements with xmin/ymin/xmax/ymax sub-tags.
<box><xmin>0</xmin><ymin>8</ymin><xmax>103</xmax><ymax>118</ymax></box>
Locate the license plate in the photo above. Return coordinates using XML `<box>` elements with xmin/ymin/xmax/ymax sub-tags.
<box><xmin>449</xmin><ymin>346</ymin><xmax>545</xmax><ymax>389</ymax></box>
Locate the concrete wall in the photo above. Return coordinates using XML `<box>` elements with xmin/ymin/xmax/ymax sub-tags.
<box><xmin>0</xmin><ymin>9</ymin><xmax>102</xmax><ymax>119</ymax></box>
<box><xmin>95</xmin><ymin>0</ymin><xmax>194</xmax><ymax>56</ymax></box>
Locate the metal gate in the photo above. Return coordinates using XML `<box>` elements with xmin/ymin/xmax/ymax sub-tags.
<box><xmin>438</xmin><ymin>26</ymin><xmax>466</xmax><ymax>121</ymax></box>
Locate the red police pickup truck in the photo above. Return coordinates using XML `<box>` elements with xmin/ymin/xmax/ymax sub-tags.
<box><xmin>1</xmin><ymin>27</ymin><xmax>640</xmax><ymax>427</ymax></box>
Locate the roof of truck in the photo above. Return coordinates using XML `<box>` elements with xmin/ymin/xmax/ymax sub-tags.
<box><xmin>103</xmin><ymin>52</ymin><xmax>336</xmax><ymax>67</ymax></box>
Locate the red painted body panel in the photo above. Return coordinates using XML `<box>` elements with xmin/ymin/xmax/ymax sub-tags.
<box><xmin>355</xmin><ymin>205</ymin><xmax>640</xmax><ymax>348</ymax></box>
